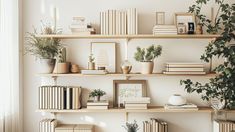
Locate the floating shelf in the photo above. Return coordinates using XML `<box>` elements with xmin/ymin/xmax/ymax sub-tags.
<box><xmin>36</xmin><ymin>106</ymin><xmax>215</xmax><ymax>113</ymax></box>
<box><xmin>36</xmin><ymin>34</ymin><xmax>220</xmax><ymax>39</ymax></box>
<box><xmin>37</xmin><ymin>73</ymin><xmax>216</xmax><ymax>77</ymax></box>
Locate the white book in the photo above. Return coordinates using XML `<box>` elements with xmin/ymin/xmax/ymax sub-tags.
<box><xmin>166</xmin><ymin>62</ymin><xmax>204</xmax><ymax>65</ymax></box>
<box><xmin>124</xmin><ymin>12</ymin><xmax>127</xmax><ymax>35</ymax></box>
<box><xmin>100</xmin><ymin>12</ymin><xmax>103</xmax><ymax>35</ymax></box>
<box><xmin>81</xmin><ymin>70</ymin><xmax>107</xmax><ymax>75</ymax></box>
<box><xmin>166</xmin><ymin>64</ymin><xmax>204</xmax><ymax>68</ymax></box>
<box><xmin>153</xmin><ymin>28</ymin><xmax>178</xmax><ymax>31</ymax></box>
<box><xmin>125</xmin><ymin>106</ymin><xmax>147</xmax><ymax>109</ymax></box>
<box><xmin>66</xmin><ymin>87</ymin><xmax>70</xmax><ymax>109</ymax></box>
<box><xmin>45</xmin><ymin>87</ymin><xmax>48</xmax><ymax>109</ymax></box>
<box><xmin>87</xmin><ymin>105</ymin><xmax>108</xmax><ymax>109</ymax></box>
<box><xmin>39</xmin><ymin>87</ymin><xmax>42</xmax><ymax>109</ymax></box>
<box><xmin>166</xmin><ymin>67</ymin><xmax>204</xmax><ymax>72</ymax></box>
<box><xmin>163</xmin><ymin>71</ymin><xmax>206</xmax><ymax>75</ymax></box>
<box><xmin>153</xmin><ymin>30</ymin><xmax>178</xmax><ymax>33</ymax></box>
<box><xmin>135</xmin><ymin>8</ymin><xmax>138</xmax><ymax>34</ymax></box>
<box><xmin>105</xmin><ymin>11</ymin><xmax>109</xmax><ymax>35</ymax></box>
<box><xmin>109</xmin><ymin>10</ymin><xmax>112</xmax><ymax>35</ymax></box>
<box><xmin>153</xmin><ymin>32</ymin><xmax>178</xmax><ymax>35</ymax></box>
<box><xmin>125</xmin><ymin>103</ymin><xmax>147</xmax><ymax>107</ymax></box>
<box><xmin>53</xmin><ymin>87</ymin><xmax>55</xmax><ymax>109</ymax></box>
<box><xmin>73</xmin><ymin>88</ymin><xmax>76</xmax><ymax>109</ymax></box>
<box><xmin>113</xmin><ymin>10</ymin><xmax>116</xmax><ymax>35</ymax></box>
<box><xmin>154</xmin><ymin>25</ymin><xmax>176</xmax><ymax>29</ymax></box>
<box><xmin>116</xmin><ymin>10</ymin><xmax>119</xmax><ymax>35</ymax></box>
<box><xmin>123</xmin><ymin>97</ymin><xmax>150</xmax><ymax>102</ymax></box>
<box><xmin>58</xmin><ymin>87</ymin><xmax>61</xmax><ymax>110</ymax></box>
<box><xmin>87</xmin><ymin>100</ymin><xmax>109</xmax><ymax>106</ymax></box>
<box><xmin>127</xmin><ymin>9</ymin><xmax>131</xmax><ymax>34</ymax></box>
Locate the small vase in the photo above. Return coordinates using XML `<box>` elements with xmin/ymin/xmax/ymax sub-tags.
<box><xmin>71</xmin><ymin>64</ymin><xmax>79</xmax><ymax>73</ymax></box>
<box><xmin>94</xmin><ymin>96</ymin><xmax>101</xmax><ymax>102</ymax></box>
<box><xmin>88</xmin><ymin>62</ymin><xmax>95</xmax><ymax>70</ymax></box>
<box><xmin>38</xmin><ymin>59</ymin><xmax>56</xmax><ymax>73</ymax></box>
<box><xmin>168</xmin><ymin>94</ymin><xmax>186</xmax><ymax>105</ymax></box>
<box><xmin>121</xmin><ymin>60</ymin><xmax>132</xmax><ymax>74</ymax></box>
<box><xmin>141</xmin><ymin>62</ymin><xmax>154</xmax><ymax>74</ymax></box>
<box><xmin>196</xmin><ymin>24</ymin><xmax>203</xmax><ymax>34</ymax></box>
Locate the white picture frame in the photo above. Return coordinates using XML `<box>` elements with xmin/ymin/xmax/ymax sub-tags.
<box><xmin>156</xmin><ymin>12</ymin><xmax>165</xmax><ymax>25</ymax></box>
<box><xmin>175</xmin><ymin>13</ymin><xmax>195</xmax><ymax>32</ymax></box>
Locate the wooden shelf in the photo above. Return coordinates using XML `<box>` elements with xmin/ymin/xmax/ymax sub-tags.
<box><xmin>37</xmin><ymin>73</ymin><xmax>216</xmax><ymax>77</ymax></box>
<box><xmin>36</xmin><ymin>34</ymin><xmax>220</xmax><ymax>39</ymax></box>
<box><xmin>36</xmin><ymin>106</ymin><xmax>215</xmax><ymax>113</ymax></box>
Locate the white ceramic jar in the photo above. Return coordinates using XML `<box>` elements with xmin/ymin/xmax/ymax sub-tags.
<box><xmin>168</xmin><ymin>94</ymin><xmax>186</xmax><ymax>105</ymax></box>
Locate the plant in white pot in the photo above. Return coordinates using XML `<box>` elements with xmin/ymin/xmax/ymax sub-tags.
<box><xmin>134</xmin><ymin>45</ymin><xmax>162</xmax><ymax>74</ymax></box>
<box><xmin>89</xmin><ymin>89</ymin><xmax>106</xmax><ymax>102</ymax></box>
<box><xmin>25</xmin><ymin>24</ymin><xmax>62</xmax><ymax>73</ymax></box>
<box><xmin>53</xmin><ymin>47</ymin><xmax>69</xmax><ymax>74</ymax></box>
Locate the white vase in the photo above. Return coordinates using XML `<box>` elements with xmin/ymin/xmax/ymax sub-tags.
<box><xmin>38</xmin><ymin>59</ymin><xmax>56</xmax><ymax>73</ymax></box>
<box><xmin>168</xmin><ymin>94</ymin><xmax>186</xmax><ymax>105</ymax></box>
<box><xmin>141</xmin><ymin>62</ymin><xmax>154</xmax><ymax>74</ymax></box>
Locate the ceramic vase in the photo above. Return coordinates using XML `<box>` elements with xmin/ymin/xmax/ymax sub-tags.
<box><xmin>141</xmin><ymin>62</ymin><xmax>154</xmax><ymax>74</ymax></box>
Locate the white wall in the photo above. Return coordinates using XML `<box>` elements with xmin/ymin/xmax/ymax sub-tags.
<box><xmin>23</xmin><ymin>0</ymin><xmax>233</xmax><ymax>132</ymax></box>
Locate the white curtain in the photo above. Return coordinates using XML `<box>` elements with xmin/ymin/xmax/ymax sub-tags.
<box><xmin>0</xmin><ymin>0</ymin><xmax>21</xmax><ymax>131</ymax></box>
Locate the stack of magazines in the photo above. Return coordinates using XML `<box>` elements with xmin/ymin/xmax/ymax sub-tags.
<box><xmin>69</xmin><ymin>17</ymin><xmax>95</xmax><ymax>35</ymax></box>
<box><xmin>123</xmin><ymin>97</ymin><xmax>150</xmax><ymax>109</ymax></box>
<box><xmin>164</xmin><ymin>103</ymin><xmax>198</xmax><ymax>110</ymax></box>
<box><xmin>153</xmin><ymin>25</ymin><xmax>177</xmax><ymax>35</ymax></box>
<box><xmin>86</xmin><ymin>100</ymin><xmax>109</xmax><ymax>109</ymax></box>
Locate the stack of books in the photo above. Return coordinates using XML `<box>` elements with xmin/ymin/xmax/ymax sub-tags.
<box><xmin>81</xmin><ymin>70</ymin><xmax>107</xmax><ymax>75</ymax></box>
<box><xmin>55</xmin><ymin>124</ymin><xmax>94</xmax><ymax>132</ymax></box>
<box><xmin>213</xmin><ymin>120</ymin><xmax>235</xmax><ymax>132</ymax></box>
<box><xmin>153</xmin><ymin>25</ymin><xmax>177</xmax><ymax>35</ymax></box>
<box><xmin>86</xmin><ymin>100</ymin><xmax>109</xmax><ymax>109</ymax></box>
<box><xmin>69</xmin><ymin>17</ymin><xmax>95</xmax><ymax>35</ymax></box>
<box><xmin>164</xmin><ymin>103</ymin><xmax>198</xmax><ymax>110</ymax></box>
<box><xmin>100</xmin><ymin>8</ymin><xmax>137</xmax><ymax>35</ymax></box>
<box><xmin>163</xmin><ymin>62</ymin><xmax>206</xmax><ymax>75</ymax></box>
<box><xmin>123</xmin><ymin>97</ymin><xmax>150</xmax><ymax>109</ymax></box>
<box><xmin>39</xmin><ymin>119</ymin><xmax>57</xmax><ymax>132</ymax></box>
<box><xmin>39</xmin><ymin>86</ymin><xmax>82</xmax><ymax>110</ymax></box>
<box><xmin>143</xmin><ymin>118</ymin><xmax>168</xmax><ymax>132</ymax></box>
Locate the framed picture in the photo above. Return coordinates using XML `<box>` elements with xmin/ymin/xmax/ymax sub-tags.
<box><xmin>156</xmin><ymin>12</ymin><xmax>165</xmax><ymax>25</ymax></box>
<box><xmin>91</xmin><ymin>42</ymin><xmax>116</xmax><ymax>73</ymax></box>
<box><xmin>175</xmin><ymin>13</ymin><xmax>195</xmax><ymax>32</ymax></box>
<box><xmin>113</xmin><ymin>80</ymin><xmax>147</xmax><ymax>107</ymax></box>
<box><xmin>177</xmin><ymin>23</ymin><xmax>186</xmax><ymax>34</ymax></box>
<box><xmin>188</xmin><ymin>22</ymin><xmax>195</xmax><ymax>34</ymax></box>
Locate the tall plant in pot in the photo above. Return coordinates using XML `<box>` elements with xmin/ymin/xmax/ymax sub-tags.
<box><xmin>181</xmin><ymin>1</ymin><xmax>235</xmax><ymax>109</ymax></box>
<box><xmin>134</xmin><ymin>45</ymin><xmax>162</xmax><ymax>74</ymax></box>
<box><xmin>25</xmin><ymin>23</ymin><xmax>62</xmax><ymax>73</ymax></box>
<box><xmin>53</xmin><ymin>47</ymin><xmax>69</xmax><ymax>74</ymax></box>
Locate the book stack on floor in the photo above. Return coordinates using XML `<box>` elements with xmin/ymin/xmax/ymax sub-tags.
<box><xmin>39</xmin><ymin>119</ymin><xmax>57</xmax><ymax>132</ymax></box>
<box><xmin>81</xmin><ymin>70</ymin><xmax>107</xmax><ymax>75</ymax></box>
<box><xmin>164</xmin><ymin>103</ymin><xmax>198</xmax><ymax>111</ymax></box>
<box><xmin>213</xmin><ymin>120</ymin><xmax>235</xmax><ymax>132</ymax></box>
<box><xmin>152</xmin><ymin>25</ymin><xmax>177</xmax><ymax>35</ymax></box>
<box><xmin>69</xmin><ymin>17</ymin><xmax>95</xmax><ymax>35</ymax></box>
<box><xmin>86</xmin><ymin>100</ymin><xmax>109</xmax><ymax>109</ymax></box>
<box><xmin>123</xmin><ymin>97</ymin><xmax>150</xmax><ymax>109</ymax></box>
<box><xmin>143</xmin><ymin>118</ymin><xmax>168</xmax><ymax>132</ymax></box>
<box><xmin>100</xmin><ymin>8</ymin><xmax>137</xmax><ymax>35</ymax></box>
<box><xmin>55</xmin><ymin>124</ymin><xmax>94</xmax><ymax>132</ymax></box>
<box><xmin>163</xmin><ymin>62</ymin><xmax>206</xmax><ymax>75</ymax></box>
<box><xmin>39</xmin><ymin>86</ymin><xmax>82</xmax><ymax>110</ymax></box>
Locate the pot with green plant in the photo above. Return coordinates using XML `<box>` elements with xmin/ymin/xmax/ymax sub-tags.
<box><xmin>134</xmin><ymin>45</ymin><xmax>162</xmax><ymax>74</ymax></box>
<box><xmin>88</xmin><ymin>54</ymin><xmax>95</xmax><ymax>70</ymax></box>
<box><xmin>122</xmin><ymin>120</ymin><xmax>139</xmax><ymax>132</ymax></box>
<box><xmin>181</xmin><ymin>1</ymin><xmax>235</xmax><ymax>110</ymax></box>
<box><xmin>53</xmin><ymin>47</ymin><xmax>69</xmax><ymax>74</ymax></box>
<box><xmin>25</xmin><ymin>23</ymin><xmax>62</xmax><ymax>73</ymax></box>
<box><xmin>89</xmin><ymin>89</ymin><xmax>106</xmax><ymax>102</ymax></box>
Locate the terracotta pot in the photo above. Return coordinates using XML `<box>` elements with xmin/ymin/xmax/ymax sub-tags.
<box><xmin>70</xmin><ymin>64</ymin><xmax>79</xmax><ymax>73</ymax></box>
<box><xmin>141</xmin><ymin>62</ymin><xmax>154</xmax><ymax>74</ymax></box>
<box><xmin>53</xmin><ymin>62</ymin><xmax>69</xmax><ymax>74</ymax></box>
<box><xmin>38</xmin><ymin>59</ymin><xmax>56</xmax><ymax>73</ymax></box>
<box><xmin>88</xmin><ymin>62</ymin><xmax>95</xmax><ymax>70</ymax></box>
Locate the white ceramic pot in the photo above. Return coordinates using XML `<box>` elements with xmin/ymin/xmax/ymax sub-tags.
<box><xmin>141</xmin><ymin>62</ymin><xmax>154</xmax><ymax>74</ymax></box>
<box><xmin>168</xmin><ymin>94</ymin><xmax>186</xmax><ymax>105</ymax></box>
<box><xmin>38</xmin><ymin>59</ymin><xmax>56</xmax><ymax>73</ymax></box>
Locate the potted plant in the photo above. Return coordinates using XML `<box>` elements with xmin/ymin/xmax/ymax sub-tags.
<box><xmin>53</xmin><ymin>47</ymin><xmax>69</xmax><ymax>73</ymax></box>
<box><xmin>134</xmin><ymin>45</ymin><xmax>162</xmax><ymax>74</ymax></box>
<box><xmin>88</xmin><ymin>54</ymin><xmax>95</xmax><ymax>70</ymax></box>
<box><xmin>25</xmin><ymin>23</ymin><xmax>62</xmax><ymax>73</ymax></box>
<box><xmin>89</xmin><ymin>89</ymin><xmax>106</xmax><ymax>102</ymax></box>
<box><xmin>122</xmin><ymin>120</ymin><xmax>139</xmax><ymax>132</ymax></box>
<box><xmin>181</xmin><ymin>1</ymin><xmax>235</xmax><ymax>109</ymax></box>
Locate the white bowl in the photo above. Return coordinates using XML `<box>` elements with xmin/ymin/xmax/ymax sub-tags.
<box><xmin>168</xmin><ymin>94</ymin><xmax>186</xmax><ymax>105</ymax></box>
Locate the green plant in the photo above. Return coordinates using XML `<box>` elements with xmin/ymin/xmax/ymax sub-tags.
<box><xmin>134</xmin><ymin>45</ymin><xmax>162</xmax><ymax>62</ymax></box>
<box><xmin>122</xmin><ymin>120</ymin><xmax>139</xmax><ymax>132</ymax></box>
<box><xmin>89</xmin><ymin>89</ymin><xmax>106</xmax><ymax>98</ymax></box>
<box><xmin>25</xmin><ymin>23</ymin><xmax>62</xmax><ymax>59</ymax></box>
<box><xmin>88</xmin><ymin>54</ymin><xmax>95</xmax><ymax>63</ymax></box>
<box><xmin>57</xmin><ymin>47</ymin><xmax>66</xmax><ymax>63</ymax></box>
<box><xmin>181</xmin><ymin>1</ymin><xmax>235</xmax><ymax>109</ymax></box>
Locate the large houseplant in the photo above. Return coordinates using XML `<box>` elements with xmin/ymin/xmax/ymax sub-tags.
<box><xmin>25</xmin><ymin>24</ymin><xmax>62</xmax><ymax>73</ymax></box>
<box><xmin>181</xmin><ymin>1</ymin><xmax>235</xmax><ymax>109</ymax></box>
<box><xmin>134</xmin><ymin>45</ymin><xmax>162</xmax><ymax>74</ymax></box>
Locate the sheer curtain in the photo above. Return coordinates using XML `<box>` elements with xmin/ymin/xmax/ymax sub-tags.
<box><xmin>0</xmin><ymin>0</ymin><xmax>21</xmax><ymax>131</ymax></box>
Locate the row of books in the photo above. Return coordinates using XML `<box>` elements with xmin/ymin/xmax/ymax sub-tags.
<box><xmin>69</xmin><ymin>17</ymin><xmax>95</xmax><ymax>35</ymax></box>
<box><xmin>39</xmin><ymin>86</ymin><xmax>82</xmax><ymax>110</ymax></box>
<box><xmin>39</xmin><ymin>119</ymin><xmax>57</xmax><ymax>132</ymax></box>
<box><xmin>55</xmin><ymin>124</ymin><xmax>94</xmax><ymax>132</ymax></box>
<box><xmin>163</xmin><ymin>62</ymin><xmax>206</xmax><ymax>75</ymax></box>
<box><xmin>143</xmin><ymin>118</ymin><xmax>168</xmax><ymax>132</ymax></box>
<box><xmin>213</xmin><ymin>120</ymin><xmax>235</xmax><ymax>132</ymax></box>
<box><xmin>153</xmin><ymin>25</ymin><xmax>177</xmax><ymax>35</ymax></box>
<box><xmin>86</xmin><ymin>100</ymin><xmax>109</xmax><ymax>109</ymax></box>
<box><xmin>123</xmin><ymin>97</ymin><xmax>150</xmax><ymax>109</ymax></box>
<box><xmin>100</xmin><ymin>8</ymin><xmax>138</xmax><ymax>35</ymax></box>
<box><xmin>164</xmin><ymin>103</ymin><xmax>198</xmax><ymax>110</ymax></box>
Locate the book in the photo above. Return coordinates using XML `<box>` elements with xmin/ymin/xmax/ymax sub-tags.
<box><xmin>125</xmin><ymin>103</ymin><xmax>147</xmax><ymax>107</ymax></box>
<box><xmin>125</xmin><ymin>106</ymin><xmax>147</xmax><ymax>109</ymax></box>
<box><xmin>87</xmin><ymin>105</ymin><xmax>108</xmax><ymax>109</ymax></box>
<box><xmin>166</xmin><ymin>67</ymin><xmax>204</xmax><ymax>72</ymax></box>
<box><xmin>163</xmin><ymin>71</ymin><xmax>206</xmax><ymax>75</ymax></box>
<box><xmin>164</xmin><ymin>103</ymin><xmax>198</xmax><ymax>110</ymax></box>
<box><xmin>166</xmin><ymin>62</ymin><xmax>204</xmax><ymax>65</ymax></box>
<box><xmin>87</xmin><ymin>100</ymin><xmax>109</xmax><ymax>106</ymax></box>
<box><xmin>81</xmin><ymin>70</ymin><xmax>107</xmax><ymax>75</ymax></box>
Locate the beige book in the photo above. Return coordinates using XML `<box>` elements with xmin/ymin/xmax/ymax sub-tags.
<box><xmin>113</xmin><ymin>10</ymin><xmax>116</xmax><ymax>35</ymax></box>
<box><xmin>100</xmin><ymin>12</ymin><xmax>103</xmax><ymax>35</ymax></box>
<box><xmin>72</xmin><ymin>88</ymin><xmax>76</xmax><ymax>109</ymax></box>
<box><xmin>105</xmin><ymin>11</ymin><xmax>109</xmax><ymax>35</ymax></box>
<box><xmin>87</xmin><ymin>105</ymin><xmax>108</xmax><ymax>109</ymax></box>
<box><xmin>163</xmin><ymin>71</ymin><xmax>206</xmax><ymax>75</ymax></box>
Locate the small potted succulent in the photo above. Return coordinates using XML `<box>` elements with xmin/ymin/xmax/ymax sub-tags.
<box><xmin>53</xmin><ymin>47</ymin><xmax>69</xmax><ymax>73</ymax></box>
<box><xmin>134</xmin><ymin>45</ymin><xmax>162</xmax><ymax>74</ymax></box>
<box><xmin>88</xmin><ymin>54</ymin><xmax>95</xmax><ymax>70</ymax></box>
<box><xmin>122</xmin><ymin>120</ymin><xmax>139</xmax><ymax>132</ymax></box>
<box><xmin>89</xmin><ymin>89</ymin><xmax>106</xmax><ymax>102</ymax></box>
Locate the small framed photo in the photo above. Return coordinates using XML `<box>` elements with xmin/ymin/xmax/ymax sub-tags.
<box><xmin>113</xmin><ymin>80</ymin><xmax>147</xmax><ymax>107</ymax></box>
<box><xmin>175</xmin><ymin>13</ymin><xmax>195</xmax><ymax>32</ymax></box>
<box><xmin>188</xmin><ymin>22</ymin><xmax>195</xmax><ymax>34</ymax></box>
<box><xmin>156</xmin><ymin>12</ymin><xmax>165</xmax><ymax>25</ymax></box>
<box><xmin>177</xmin><ymin>23</ymin><xmax>186</xmax><ymax>34</ymax></box>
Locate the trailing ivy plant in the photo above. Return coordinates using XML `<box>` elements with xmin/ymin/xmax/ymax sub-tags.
<box><xmin>181</xmin><ymin>1</ymin><xmax>235</xmax><ymax>109</ymax></box>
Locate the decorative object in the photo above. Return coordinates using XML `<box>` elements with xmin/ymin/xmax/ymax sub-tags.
<box><xmin>187</xmin><ymin>22</ymin><xmax>195</xmax><ymax>34</ymax></box>
<box><xmin>181</xmin><ymin>1</ymin><xmax>235</xmax><ymax>109</ymax></box>
<box><xmin>210</xmin><ymin>98</ymin><xmax>225</xmax><ymax>111</ymax></box>
<box><xmin>122</xmin><ymin>120</ymin><xmax>139</xmax><ymax>132</ymax></box>
<box><xmin>134</xmin><ymin>45</ymin><xmax>162</xmax><ymax>74</ymax></box>
<box><xmin>156</xmin><ymin>12</ymin><xmax>165</xmax><ymax>25</ymax></box>
<box><xmin>177</xmin><ymin>23</ymin><xmax>186</xmax><ymax>34</ymax></box>
<box><xmin>88</xmin><ymin>54</ymin><xmax>95</xmax><ymax>70</ymax></box>
<box><xmin>91</xmin><ymin>42</ymin><xmax>116</xmax><ymax>73</ymax></box>
<box><xmin>89</xmin><ymin>89</ymin><xmax>106</xmax><ymax>102</ymax></box>
<box><xmin>168</xmin><ymin>94</ymin><xmax>187</xmax><ymax>106</ymax></box>
<box><xmin>175</xmin><ymin>13</ymin><xmax>195</xmax><ymax>33</ymax></box>
<box><xmin>121</xmin><ymin>60</ymin><xmax>132</xmax><ymax>74</ymax></box>
<box><xmin>25</xmin><ymin>23</ymin><xmax>62</xmax><ymax>73</ymax></box>
<box><xmin>71</xmin><ymin>64</ymin><xmax>79</xmax><ymax>73</ymax></box>
<box><xmin>53</xmin><ymin>47</ymin><xmax>70</xmax><ymax>74</ymax></box>
<box><xmin>113</xmin><ymin>80</ymin><xmax>147</xmax><ymax>107</ymax></box>
<box><xmin>196</xmin><ymin>24</ymin><xmax>203</xmax><ymax>34</ymax></box>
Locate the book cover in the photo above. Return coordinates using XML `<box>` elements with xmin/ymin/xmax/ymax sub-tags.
<box><xmin>166</xmin><ymin>67</ymin><xmax>204</xmax><ymax>72</ymax></box>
